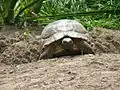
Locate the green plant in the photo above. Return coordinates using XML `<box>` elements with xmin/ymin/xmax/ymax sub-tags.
<box><xmin>0</xmin><ymin>0</ymin><xmax>120</xmax><ymax>30</ymax></box>
<box><xmin>0</xmin><ymin>0</ymin><xmax>45</xmax><ymax>25</ymax></box>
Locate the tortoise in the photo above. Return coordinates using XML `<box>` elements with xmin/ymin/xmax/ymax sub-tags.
<box><xmin>39</xmin><ymin>19</ymin><xmax>94</xmax><ymax>59</ymax></box>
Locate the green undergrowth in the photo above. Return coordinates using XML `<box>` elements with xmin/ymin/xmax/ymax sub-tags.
<box><xmin>79</xmin><ymin>16</ymin><xmax>120</xmax><ymax>30</ymax></box>
<box><xmin>36</xmin><ymin>15</ymin><xmax>120</xmax><ymax>31</ymax></box>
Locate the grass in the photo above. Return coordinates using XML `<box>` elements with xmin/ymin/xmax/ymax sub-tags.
<box><xmin>0</xmin><ymin>0</ymin><xmax>120</xmax><ymax>30</ymax></box>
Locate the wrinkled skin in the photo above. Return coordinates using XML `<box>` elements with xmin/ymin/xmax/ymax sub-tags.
<box><xmin>39</xmin><ymin>38</ymin><xmax>95</xmax><ymax>59</ymax></box>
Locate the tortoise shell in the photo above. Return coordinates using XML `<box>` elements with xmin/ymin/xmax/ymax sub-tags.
<box><xmin>40</xmin><ymin>19</ymin><xmax>89</xmax><ymax>47</ymax></box>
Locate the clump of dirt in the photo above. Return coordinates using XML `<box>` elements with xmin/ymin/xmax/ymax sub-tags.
<box><xmin>0</xmin><ymin>27</ymin><xmax>120</xmax><ymax>65</ymax></box>
<box><xmin>0</xmin><ymin>40</ymin><xmax>40</xmax><ymax>65</ymax></box>
<box><xmin>0</xmin><ymin>26</ymin><xmax>41</xmax><ymax>65</ymax></box>
<box><xmin>0</xmin><ymin>34</ymin><xmax>8</xmax><ymax>53</ymax></box>
<box><xmin>90</xmin><ymin>27</ymin><xmax>120</xmax><ymax>54</ymax></box>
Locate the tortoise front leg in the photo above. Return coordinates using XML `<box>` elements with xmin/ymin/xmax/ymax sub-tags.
<box><xmin>74</xmin><ymin>39</ymin><xmax>95</xmax><ymax>55</ymax></box>
<box><xmin>40</xmin><ymin>44</ymin><xmax>55</xmax><ymax>59</ymax></box>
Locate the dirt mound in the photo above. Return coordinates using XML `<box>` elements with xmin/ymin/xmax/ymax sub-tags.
<box><xmin>90</xmin><ymin>27</ymin><xmax>120</xmax><ymax>53</ymax></box>
<box><xmin>0</xmin><ymin>31</ymin><xmax>40</xmax><ymax>64</ymax></box>
<box><xmin>0</xmin><ymin>27</ymin><xmax>120</xmax><ymax>65</ymax></box>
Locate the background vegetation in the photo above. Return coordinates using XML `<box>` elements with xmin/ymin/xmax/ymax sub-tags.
<box><xmin>0</xmin><ymin>0</ymin><xmax>120</xmax><ymax>30</ymax></box>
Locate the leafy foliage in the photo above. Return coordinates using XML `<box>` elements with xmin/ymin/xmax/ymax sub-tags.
<box><xmin>38</xmin><ymin>0</ymin><xmax>120</xmax><ymax>30</ymax></box>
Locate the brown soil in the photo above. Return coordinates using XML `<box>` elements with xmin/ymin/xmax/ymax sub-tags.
<box><xmin>0</xmin><ymin>26</ymin><xmax>120</xmax><ymax>90</ymax></box>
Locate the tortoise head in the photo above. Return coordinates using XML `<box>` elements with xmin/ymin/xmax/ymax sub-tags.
<box><xmin>62</xmin><ymin>37</ymin><xmax>73</xmax><ymax>51</ymax></box>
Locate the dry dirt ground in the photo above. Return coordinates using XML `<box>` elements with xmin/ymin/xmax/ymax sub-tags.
<box><xmin>0</xmin><ymin>26</ymin><xmax>120</xmax><ymax>90</ymax></box>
